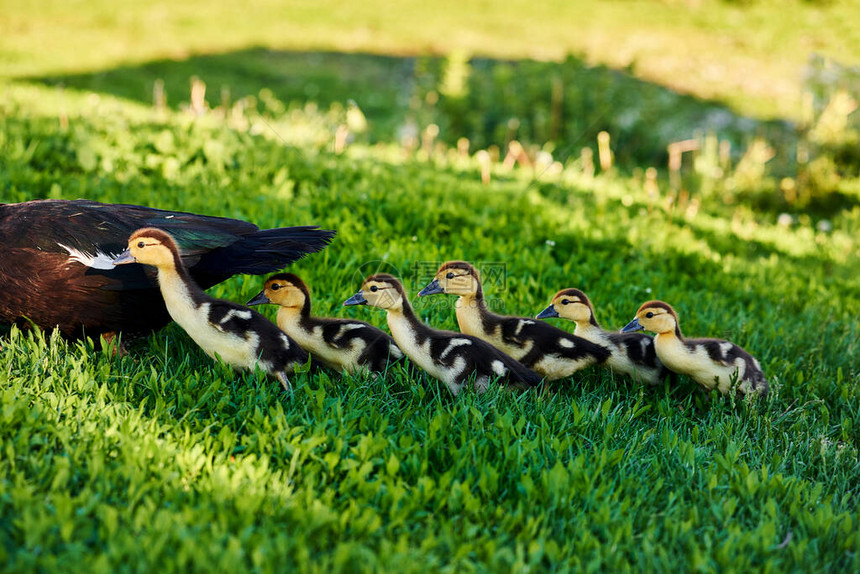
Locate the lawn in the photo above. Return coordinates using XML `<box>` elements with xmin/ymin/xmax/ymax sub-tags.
<box><xmin>1</xmin><ymin>1</ymin><xmax>860</xmax><ymax>571</ymax></box>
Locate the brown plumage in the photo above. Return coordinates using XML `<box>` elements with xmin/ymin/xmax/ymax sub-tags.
<box><xmin>0</xmin><ymin>199</ymin><xmax>334</xmax><ymax>341</ymax></box>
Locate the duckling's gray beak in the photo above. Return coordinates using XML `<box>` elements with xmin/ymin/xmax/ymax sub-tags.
<box><xmin>246</xmin><ymin>290</ymin><xmax>270</xmax><ymax>306</ymax></box>
<box><xmin>621</xmin><ymin>317</ymin><xmax>642</xmax><ymax>333</ymax></box>
<box><xmin>536</xmin><ymin>305</ymin><xmax>559</xmax><ymax>319</ymax></box>
<box><xmin>417</xmin><ymin>278</ymin><xmax>443</xmax><ymax>296</ymax></box>
<box><xmin>343</xmin><ymin>291</ymin><xmax>367</xmax><ymax>306</ymax></box>
<box><xmin>111</xmin><ymin>249</ymin><xmax>136</xmax><ymax>266</ymax></box>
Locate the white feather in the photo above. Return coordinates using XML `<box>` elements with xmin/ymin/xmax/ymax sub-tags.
<box><xmin>57</xmin><ymin>243</ymin><xmax>120</xmax><ymax>270</ymax></box>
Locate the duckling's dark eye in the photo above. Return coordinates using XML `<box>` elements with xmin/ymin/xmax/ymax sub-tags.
<box><xmin>137</xmin><ymin>241</ymin><xmax>145</xmax><ymax>248</ymax></box>
<box><xmin>370</xmin><ymin>286</ymin><xmax>378</xmax><ymax>292</ymax></box>
<box><xmin>446</xmin><ymin>272</ymin><xmax>455</xmax><ymax>279</ymax></box>
<box><xmin>271</xmin><ymin>284</ymin><xmax>281</xmax><ymax>291</ymax></box>
<box><xmin>561</xmin><ymin>299</ymin><xmax>569</xmax><ymax>305</ymax></box>
<box><xmin>645</xmin><ymin>312</ymin><xmax>654</xmax><ymax>318</ymax></box>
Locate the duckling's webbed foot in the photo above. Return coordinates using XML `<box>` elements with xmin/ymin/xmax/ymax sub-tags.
<box><xmin>737</xmin><ymin>377</ymin><xmax>768</xmax><ymax>398</ymax></box>
<box><xmin>276</xmin><ymin>372</ymin><xmax>293</xmax><ymax>394</ymax></box>
<box><xmin>447</xmin><ymin>380</ymin><xmax>466</xmax><ymax>397</ymax></box>
<box><xmin>474</xmin><ymin>376</ymin><xmax>490</xmax><ymax>394</ymax></box>
<box><xmin>101</xmin><ymin>331</ymin><xmax>128</xmax><ymax>357</ymax></box>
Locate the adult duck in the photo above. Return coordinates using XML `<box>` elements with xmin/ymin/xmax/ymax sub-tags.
<box><xmin>0</xmin><ymin>199</ymin><xmax>334</xmax><ymax>341</ymax></box>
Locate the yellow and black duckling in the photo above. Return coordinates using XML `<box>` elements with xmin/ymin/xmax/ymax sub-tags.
<box><xmin>536</xmin><ymin>288</ymin><xmax>673</xmax><ymax>386</ymax></box>
<box><xmin>621</xmin><ymin>300</ymin><xmax>768</xmax><ymax>396</ymax></box>
<box><xmin>247</xmin><ymin>273</ymin><xmax>405</xmax><ymax>375</ymax></box>
<box><xmin>344</xmin><ymin>273</ymin><xmax>542</xmax><ymax>395</ymax></box>
<box><xmin>417</xmin><ymin>261</ymin><xmax>610</xmax><ymax>380</ymax></box>
<box><xmin>0</xmin><ymin>199</ymin><xmax>334</xmax><ymax>341</ymax></box>
<box><xmin>113</xmin><ymin>228</ymin><xmax>310</xmax><ymax>392</ymax></box>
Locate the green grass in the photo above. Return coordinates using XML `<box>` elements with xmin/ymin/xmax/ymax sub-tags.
<box><xmin>1</xmin><ymin>78</ymin><xmax>859</xmax><ymax>571</ymax></box>
<box><xmin>2</xmin><ymin>0</ymin><xmax>860</xmax><ymax>569</ymax></box>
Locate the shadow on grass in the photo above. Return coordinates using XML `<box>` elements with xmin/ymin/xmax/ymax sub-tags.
<box><xmin>22</xmin><ymin>47</ymin><xmax>795</xmax><ymax>167</ymax></box>
<box><xmin>30</xmin><ymin>49</ymin><xmax>415</xmax><ymax>139</ymax></box>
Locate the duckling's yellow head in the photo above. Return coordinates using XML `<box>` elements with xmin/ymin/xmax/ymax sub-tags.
<box><xmin>247</xmin><ymin>273</ymin><xmax>310</xmax><ymax>313</ymax></box>
<box><xmin>113</xmin><ymin>228</ymin><xmax>179</xmax><ymax>269</ymax></box>
<box><xmin>537</xmin><ymin>288</ymin><xmax>595</xmax><ymax>324</ymax></box>
<box><xmin>622</xmin><ymin>300</ymin><xmax>680</xmax><ymax>336</ymax></box>
<box><xmin>344</xmin><ymin>273</ymin><xmax>405</xmax><ymax>311</ymax></box>
<box><xmin>418</xmin><ymin>261</ymin><xmax>481</xmax><ymax>298</ymax></box>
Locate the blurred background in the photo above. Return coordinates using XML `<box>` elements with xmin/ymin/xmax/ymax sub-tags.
<box><xmin>3</xmin><ymin>0</ymin><xmax>859</xmax><ymax>218</ymax></box>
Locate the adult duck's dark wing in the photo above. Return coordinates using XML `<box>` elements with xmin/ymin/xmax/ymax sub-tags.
<box><xmin>0</xmin><ymin>199</ymin><xmax>335</xmax><ymax>338</ymax></box>
<box><xmin>2</xmin><ymin>199</ymin><xmax>334</xmax><ymax>281</ymax></box>
<box><xmin>188</xmin><ymin>225</ymin><xmax>335</xmax><ymax>287</ymax></box>
<box><xmin>3</xmin><ymin>199</ymin><xmax>249</xmax><ymax>259</ymax></box>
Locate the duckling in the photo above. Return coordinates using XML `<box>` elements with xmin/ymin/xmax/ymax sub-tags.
<box><xmin>113</xmin><ymin>228</ymin><xmax>309</xmax><ymax>392</ymax></box>
<box><xmin>621</xmin><ymin>300</ymin><xmax>768</xmax><ymax>396</ymax></box>
<box><xmin>0</xmin><ymin>199</ymin><xmax>334</xmax><ymax>341</ymax></box>
<box><xmin>344</xmin><ymin>274</ymin><xmax>542</xmax><ymax>395</ymax></box>
<box><xmin>247</xmin><ymin>273</ymin><xmax>404</xmax><ymax>375</ymax></box>
<box><xmin>417</xmin><ymin>261</ymin><xmax>610</xmax><ymax>380</ymax></box>
<box><xmin>536</xmin><ymin>289</ymin><xmax>673</xmax><ymax>386</ymax></box>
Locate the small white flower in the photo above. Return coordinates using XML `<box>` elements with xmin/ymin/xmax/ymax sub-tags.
<box><xmin>545</xmin><ymin>239</ymin><xmax>556</xmax><ymax>247</ymax></box>
<box><xmin>816</xmin><ymin>220</ymin><xmax>832</xmax><ymax>233</ymax></box>
<box><xmin>777</xmin><ymin>213</ymin><xmax>793</xmax><ymax>227</ymax></box>
<box><xmin>645</xmin><ymin>288</ymin><xmax>652</xmax><ymax>294</ymax></box>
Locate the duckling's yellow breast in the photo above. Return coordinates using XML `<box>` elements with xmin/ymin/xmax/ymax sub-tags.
<box><xmin>157</xmin><ymin>270</ymin><xmax>263</xmax><ymax>371</ymax></box>
<box><xmin>455</xmin><ymin>298</ymin><xmax>486</xmax><ymax>338</ymax></box>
